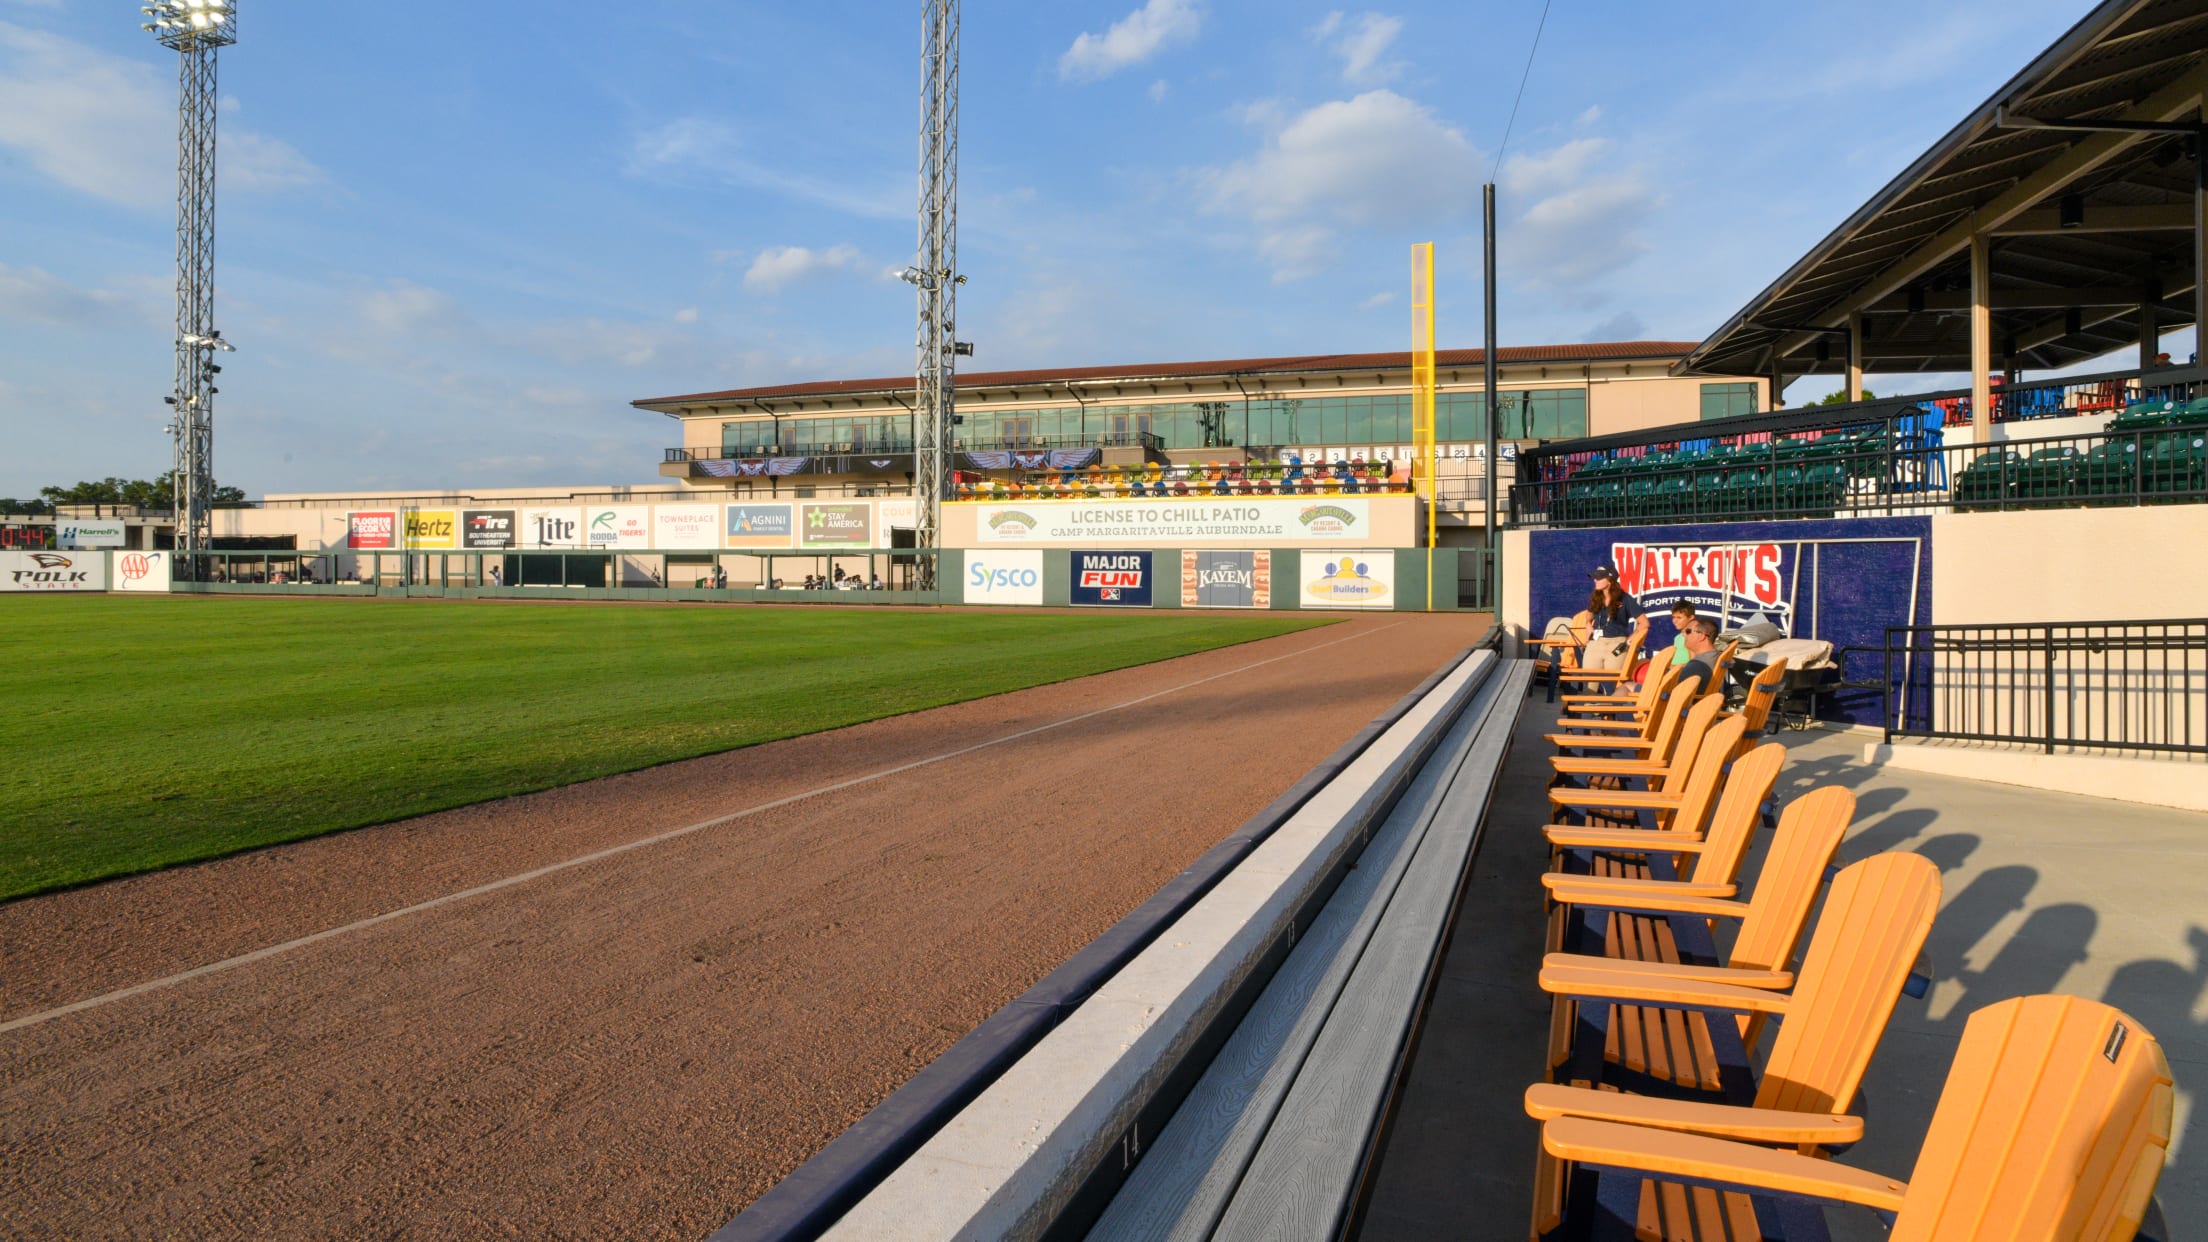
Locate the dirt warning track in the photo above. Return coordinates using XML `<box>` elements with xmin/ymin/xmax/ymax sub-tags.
<box><xmin>0</xmin><ymin>613</ymin><xmax>1485</xmax><ymax>1239</ymax></box>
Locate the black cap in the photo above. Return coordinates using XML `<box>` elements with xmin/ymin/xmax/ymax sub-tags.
<box><xmin>1589</xmin><ymin>562</ymin><xmax>1619</xmax><ymax>579</ymax></box>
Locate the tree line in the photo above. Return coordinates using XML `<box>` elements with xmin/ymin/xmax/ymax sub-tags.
<box><xmin>1</xmin><ymin>472</ymin><xmax>247</xmax><ymax>517</ymax></box>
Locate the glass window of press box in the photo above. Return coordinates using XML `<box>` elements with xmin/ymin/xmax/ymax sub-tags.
<box><xmin>1699</xmin><ymin>382</ymin><xmax>1759</xmax><ymax>420</ymax></box>
<box><xmin>937</xmin><ymin>389</ymin><xmax>1586</xmax><ymax>451</ymax></box>
<box><xmin>722</xmin><ymin>416</ymin><xmax>910</xmax><ymax>455</ymax></box>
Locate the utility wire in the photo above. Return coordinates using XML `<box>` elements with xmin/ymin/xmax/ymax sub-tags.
<box><xmin>1492</xmin><ymin>0</ymin><xmax>1556</xmax><ymax>180</ymax></box>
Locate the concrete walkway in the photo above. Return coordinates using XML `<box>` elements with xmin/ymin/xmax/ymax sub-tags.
<box><xmin>1359</xmin><ymin>696</ymin><xmax>2208</xmax><ymax>1240</ymax></box>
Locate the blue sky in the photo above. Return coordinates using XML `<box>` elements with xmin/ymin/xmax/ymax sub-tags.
<box><xmin>0</xmin><ymin>0</ymin><xmax>2103</xmax><ymax>497</ymax></box>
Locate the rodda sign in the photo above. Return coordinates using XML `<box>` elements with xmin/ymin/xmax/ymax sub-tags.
<box><xmin>1610</xmin><ymin>539</ymin><xmax>1793</xmax><ymax>627</ymax></box>
<box><xmin>1071</xmin><ymin>550</ymin><xmax>1152</xmax><ymax>607</ymax></box>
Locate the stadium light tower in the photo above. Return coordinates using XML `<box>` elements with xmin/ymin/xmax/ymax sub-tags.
<box><xmin>143</xmin><ymin>0</ymin><xmax>237</xmax><ymax>553</ymax></box>
<box><xmin>902</xmin><ymin>0</ymin><xmax>959</xmax><ymax>587</ymax></box>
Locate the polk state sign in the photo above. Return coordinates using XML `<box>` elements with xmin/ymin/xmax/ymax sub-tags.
<box><xmin>0</xmin><ymin>550</ymin><xmax>107</xmax><ymax>592</ymax></box>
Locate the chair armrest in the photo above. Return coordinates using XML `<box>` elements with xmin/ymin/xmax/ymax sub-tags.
<box><xmin>1554</xmin><ymin>717</ymin><xmax>1646</xmax><ymax>730</ymax></box>
<box><xmin>1538</xmin><ymin>880</ymin><xmax>1748</xmax><ymax>920</ymax></box>
<box><xmin>1539</xmin><ymin>1119</ymin><xmax>1907</xmax><ymax>1212</ymax></box>
<box><xmin>1538</xmin><ymin>954</ymin><xmax>1791</xmax><ymax>990</ymax></box>
<box><xmin>1539</xmin><ymin>962</ymin><xmax>1793</xmax><ymax>1014</ymax></box>
<box><xmin>1550</xmin><ymin>756</ymin><xmax>1666</xmax><ymax>775</ymax></box>
<box><xmin>1543</xmin><ymin>827</ymin><xmax>1710</xmax><ymax>853</ymax></box>
<box><xmin>1524</xmin><ymin>1085</ymin><xmax>1857</xmax><ymax>1144</ymax></box>
<box><xmin>1549</xmin><ymin>787</ymin><xmax>1682</xmax><ymax>809</ymax></box>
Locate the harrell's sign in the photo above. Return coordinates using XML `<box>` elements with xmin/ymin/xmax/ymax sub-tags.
<box><xmin>1611</xmin><ymin>540</ymin><xmax>1791</xmax><ymax>620</ymax></box>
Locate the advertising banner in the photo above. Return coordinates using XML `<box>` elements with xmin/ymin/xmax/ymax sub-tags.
<box><xmin>114</xmin><ymin>550</ymin><xmax>170</xmax><ymax>592</ymax></box>
<box><xmin>1527</xmin><ymin>516</ymin><xmax>1932</xmax><ymax>725</ymax></box>
<box><xmin>1071</xmin><ymin>550</ymin><xmax>1153</xmax><ymax>607</ymax></box>
<box><xmin>799</xmin><ymin>502</ymin><xmax>873</xmax><ymax>549</ymax></box>
<box><xmin>57</xmin><ymin>520</ymin><xmax>127</xmax><ymax>549</ymax></box>
<box><xmin>972</xmin><ymin>497</ymin><xmax>1369</xmax><ymax>545</ymax></box>
<box><xmin>585</xmin><ymin>505</ymin><xmax>652</xmax><ymax>549</ymax></box>
<box><xmin>964</xmin><ymin>549</ymin><xmax>1045</xmax><ymax>606</ymax></box>
<box><xmin>1302</xmin><ymin>550</ymin><xmax>1395</xmax><ymax>609</ymax></box>
<box><xmin>725</xmin><ymin>503</ymin><xmax>794</xmax><ymax>548</ymax></box>
<box><xmin>461</xmin><ymin>509</ymin><xmax>517</xmax><ymax>549</ymax></box>
<box><xmin>522</xmin><ymin>507</ymin><xmax>584</xmax><ymax>548</ymax></box>
<box><xmin>403</xmin><ymin>509</ymin><xmax>456</xmax><ymax>549</ymax></box>
<box><xmin>878</xmin><ymin>498</ymin><xmax>918</xmax><ymax>530</ymax></box>
<box><xmin>1181</xmin><ymin>549</ymin><xmax>1272</xmax><ymax>608</ymax></box>
<box><xmin>348</xmin><ymin>510</ymin><xmax>397</xmax><ymax>550</ymax></box>
<box><xmin>0</xmin><ymin>550</ymin><xmax>107</xmax><ymax>592</ymax></box>
<box><xmin>652</xmin><ymin>504</ymin><xmax>721</xmax><ymax>550</ymax></box>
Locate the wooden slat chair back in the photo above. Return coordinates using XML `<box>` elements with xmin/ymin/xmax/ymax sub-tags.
<box><xmin>1534</xmin><ymin>610</ymin><xmax>1594</xmax><ymax>680</ymax></box>
<box><xmin>1724</xmin><ymin>657</ymin><xmax>1789</xmax><ymax>758</ymax></box>
<box><xmin>1548</xmin><ymin>671</ymin><xmax>1693</xmax><ymax>769</ymax></box>
<box><xmin>1531</xmin><ymin>853</ymin><xmax>1941</xmax><ymax>1240</ymax></box>
<box><xmin>1550</xmin><ymin>694</ymin><xmax>1726</xmax><ymax>831</ymax></box>
<box><xmin>1550</xmin><ymin>716</ymin><xmax>1755</xmax><ymax>882</ymax></box>
<box><xmin>1696</xmin><ymin>641</ymin><xmax>1741</xmax><ymax>704</ymax></box>
<box><xmin>1725</xmin><ymin>786</ymin><xmax>1856</xmax><ymax>976</ymax></box>
<box><xmin>1556</xmin><ymin>632</ymin><xmax>1645</xmax><ymax>695</ymax></box>
<box><xmin>1536</xmin><ymin>996</ymin><xmax>2174</xmax><ymax>1242</ymax></box>
<box><xmin>1560</xmin><ymin>653</ymin><xmax>1672</xmax><ymax>718</ymax></box>
<box><xmin>1548</xmin><ymin>664</ymin><xmax>1684</xmax><ymax>748</ymax></box>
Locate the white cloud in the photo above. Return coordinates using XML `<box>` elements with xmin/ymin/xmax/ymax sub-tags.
<box><xmin>1148</xmin><ymin>79</ymin><xmax>1169</xmax><ymax>103</ymax></box>
<box><xmin>1582</xmin><ymin>309</ymin><xmax>1646</xmax><ymax>340</ymax></box>
<box><xmin>1500</xmin><ymin>137</ymin><xmax>1662</xmax><ymax>289</ymax></box>
<box><xmin>1200</xmin><ymin>90</ymin><xmax>1484</xmax><ymax>280</ymax></box>
<box><xmin>673</xmin><ymin>307</ymin><xmax>699</xmax><ymax>324</ymax></box>
<box><xmin>1359</xmin><ymin>291</ymin><xmax>1397</xmax><ymax>310</ymax></box>
<box><xmin>0</xmin><ymin>261</ymin><xmax>130</xmax><ymax>326</ymax></box>
<box><xmin>627</xmin><ymin>117</ymin><xmax>903</xmax><ymax>219</ymax></box>
<box><xmin>743</xmin><ymin>244</ymin><xmax>861</xmax><ymax>293</ymax></box>
<box><xmin>1316</xmin><ymin>12</ymin><xmax>1406</xmax><ymax>86</ymax></box>
<box><xmin>1060</xmin><ymin>0</ymin><xmax>1201</xmax><ymax>82</ymax></box>
<box><xmin>357</xmin><ymin>279</ymin><xmax>463</xmax><ymax>338</ymax></box>
<box><xmin>1576</xmin><ymin>104</ymin><xmax>1603</xmax><ymax>127</ymax></box>
<box><xmin>0</xmin><ymin>23</ymin><xmax>326</xmax><ymax>209</ymax></box>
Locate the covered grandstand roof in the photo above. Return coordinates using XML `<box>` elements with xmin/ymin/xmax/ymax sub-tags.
<box><xmin>1680</xmin><ymin>0</ymin><xmax>2208</xmax><ymax>377</ymax></box>
<box><xmin>632</xmin><ymin>341</ymin><xmax>1698</xmax><ymax>409</ymax></box>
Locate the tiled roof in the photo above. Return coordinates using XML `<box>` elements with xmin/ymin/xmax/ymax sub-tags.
<box><xmin>631</xmin><ymin>341</ymin><xmax>1702</xmax><ymax>409</ymax></box>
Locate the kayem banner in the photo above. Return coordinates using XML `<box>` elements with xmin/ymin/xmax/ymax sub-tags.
<box><xmin>653</xmin><ymin>504</ymin><xmax>720</xmax><ymax>550</ymax></box>
<box><xmin>1</xmin><ymin>550</ymin><xmax>107</xmax><ymax>592</ymax></box>
<box><xmin>1302</xmin><ymin>551</ymin><xmax>1395</xmax><ymax>609</ymax></box>
<box><xmin>1182</xmin><ymin>550</ymin><xmax>1271</xmax><ymax>608</ymax></box>
<box><xmin>725</xmin><ymin>503</ymin><xmax>794</xmax><ymax>548</ymax></box>
<box><xmin>964</xmin><ymin>549</ymin><xmax>1044</xmax><ymax>605</ymax></box>
<box><xmin>799</xmin><ymin>502</ymin><xmax>873</xmax><ymax>548</ymax></box>
<box><xmin>348</xmin><ymin>510</ymin><xmax>397</xmax><ymax>549</ymax></box>
<box><xmin>522</xmin><ymin>507</ymin><xmax>584</xmax><ymax>548</ymax></box>
<box><xmin>57</xmin><ymin>520</ymin><xmax>126</xmax><ymax>548</ymax></box>
<box><xmin>586</xmin><ymin>505</ymin><xmax>652</xmax><ymax>549</ymax></box>
<box><xmin>461</xmin><ymin>509</ymin><xmax>517</xmax><ymax>549</ymax></box>
<box><xmin>1071</xmin><ymin>550</ymin><xmax>1153</xmax><ymax>607</ymax></box>
<box><xmin>973</xmin><ymin>497</ymin><xmax>1369</xmax><ymax>545</ymax></box>
<box><xmin>114</xmin><ymin>550</ymin><xmax>170</xmax><ymax>592</ymax></box>
<box><xmin>404</xmin><ymin>509</ymin><xmax>456</xmax><ymax>550</ymax></box>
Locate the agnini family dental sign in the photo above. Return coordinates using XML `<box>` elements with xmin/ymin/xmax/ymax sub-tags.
<box><xmin>970</xmin><ymin>497</ymin><xmax>1370</xmax><ymax>545</ymax></box>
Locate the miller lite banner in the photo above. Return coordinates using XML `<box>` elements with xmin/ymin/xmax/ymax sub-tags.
<box><xmin>1071</xmin><ymin>550</ymin><xmax>1153</xmax><ymax>607</ymax></box>
<box><xmin>1528</xmin><ymin>517</ymin><xmax>1932</xmax><ymax>726</ymax></box>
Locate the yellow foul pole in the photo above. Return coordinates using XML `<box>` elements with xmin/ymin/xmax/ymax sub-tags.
<box><xmin>1411</xmin><ymin>243</ymin><xmax>1437</xmax><ymax>610</ymax></box>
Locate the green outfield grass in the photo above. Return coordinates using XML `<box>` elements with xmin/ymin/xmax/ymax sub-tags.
<box><xmin>0</xmin><ymin>597</ymin><xmax>1331</xmax><ymax>901</ymax></box>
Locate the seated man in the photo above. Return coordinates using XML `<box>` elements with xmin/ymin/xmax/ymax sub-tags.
<box><xmin>1672</xmin><ymin>616</ymin><xmax>1722</xmax><ymax>697</ymax></box>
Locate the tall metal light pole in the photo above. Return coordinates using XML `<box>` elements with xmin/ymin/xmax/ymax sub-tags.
<box><xmin>901</xmin><ymin>0</ymin><xmax>959</xmax><ymax>588</ymax></box>
<box><xmin>143</xmin><ymin>0</ymin><xmax>237</xmax><ymax>554</ymax></box>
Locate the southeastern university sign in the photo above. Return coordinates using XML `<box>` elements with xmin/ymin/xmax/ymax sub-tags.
<box><xmin>1071</xmin><ymin>550</ymin><xmax>1152</xmax><ymax>606</ymax></box>
<box><xmin>1528</xmin><ymin>516</ymin><xmax>1931</xmax><ymax>725</ymax></box>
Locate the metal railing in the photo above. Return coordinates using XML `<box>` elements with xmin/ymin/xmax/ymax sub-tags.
<box><xmin>1510</xmin><ymin>420</ymin><xmax>2208</xmax><ymax>527</ymax></box>
<box><xmin>954</xmin><ymin>431</ymin><xmax>1164</xmax><ymax>451</ymax></box>
<box><xmin>1878</xmin><ymin>619</ymin><xmax>2208</xmax><ymax>756</ymax></box>
<box><xmin>669</xmin><ymin>442</ymin><xmax>918</xmax><ymax>463</ymax></box>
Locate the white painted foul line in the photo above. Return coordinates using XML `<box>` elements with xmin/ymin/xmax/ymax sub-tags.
<box><xmin>1</xmin><ymin>620</ymin><xmax>1407</xmax><ymax>1037</ymax></box>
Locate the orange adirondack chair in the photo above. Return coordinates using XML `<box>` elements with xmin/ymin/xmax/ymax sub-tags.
<box><xmin>1527</xmin><ymin>852</ymin><xmax>1943</xmax><ymax>1239</ymax></box>
<box><xmin>1549</xmin><ymin>696</ymin><xmax>1727</xmax><ymax>830</ymax></box>
<box><xmin>1536</xmin><ymin>994</ymin><xmax>2173</xmax><ymax>1242</ymax></box>
<box><xmin>1556</xmin><ymin>632</ymin><xmax>1644</xmax><ymax>697</ymax></box>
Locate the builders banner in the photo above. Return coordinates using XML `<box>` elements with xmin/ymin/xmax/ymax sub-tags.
<box><xmin>963</xmin><ymin>549</ymin><xmax>1044</xmax><ymax>606</ymax></box>
<box><xmin>972</xmin><ymin>497</ymin><xmax>1370</xmax><ymax>545</ymax></box>
<box><xmin>0</xmin><ymin>550</ymin><xmax>107</xmax><ymax>592</ymax></box>
<box><xmin>1527</xmin><ymin>516</ymin><xmax>1932</xmax><ymax>725</ymax></box>
<box><xmin>1181</xmin><ymin>550</ymin><xmax>1272</xmax><ymax>608</ymax></box>
<box><xmin>1071</xmin><ymin>550</ymin><xmax>1153</xmax><ymax>607</ymax></box>
<box><xmin>1301</xmin><ymin>551</ymin><xmax>1395</xmax><ymax>609</ymax></box>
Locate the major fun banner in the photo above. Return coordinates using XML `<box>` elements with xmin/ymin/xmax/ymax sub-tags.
<box><xmin>1071</xmin><ymin>550</ymin><xmax>1152</xmax><ymax>606</ymax></box>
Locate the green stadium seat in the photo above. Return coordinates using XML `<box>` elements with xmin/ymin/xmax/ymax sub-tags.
<box><xmin>2079</xmin><ymin>439</ymin><xmax>2139</xmax><ymax>505</ymax></box>
<box><xmin>1952</xmin><ymin>447</ymin><xmax>2021</xmax><ymax>509</ymax></box>
<box><xmin>2143</xmin><ymin>431</ymin><xmax>2208</xmax><ymax>502</ymax></box>
<box><xmin>2014</xmin><ymin>445</ymin><xmax>2082</xmax><ymax>507</ymax></box>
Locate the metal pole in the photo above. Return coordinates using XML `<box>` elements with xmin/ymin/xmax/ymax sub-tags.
<box><xmin>1483</xmin><ymin>183</ymin><xmax>1500</xmax><ymax>596</ymax></box>
<box><xmin>908</xmin><ymin>0</ymin><xmax>959</xmax><ymax>592</ymax></box>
